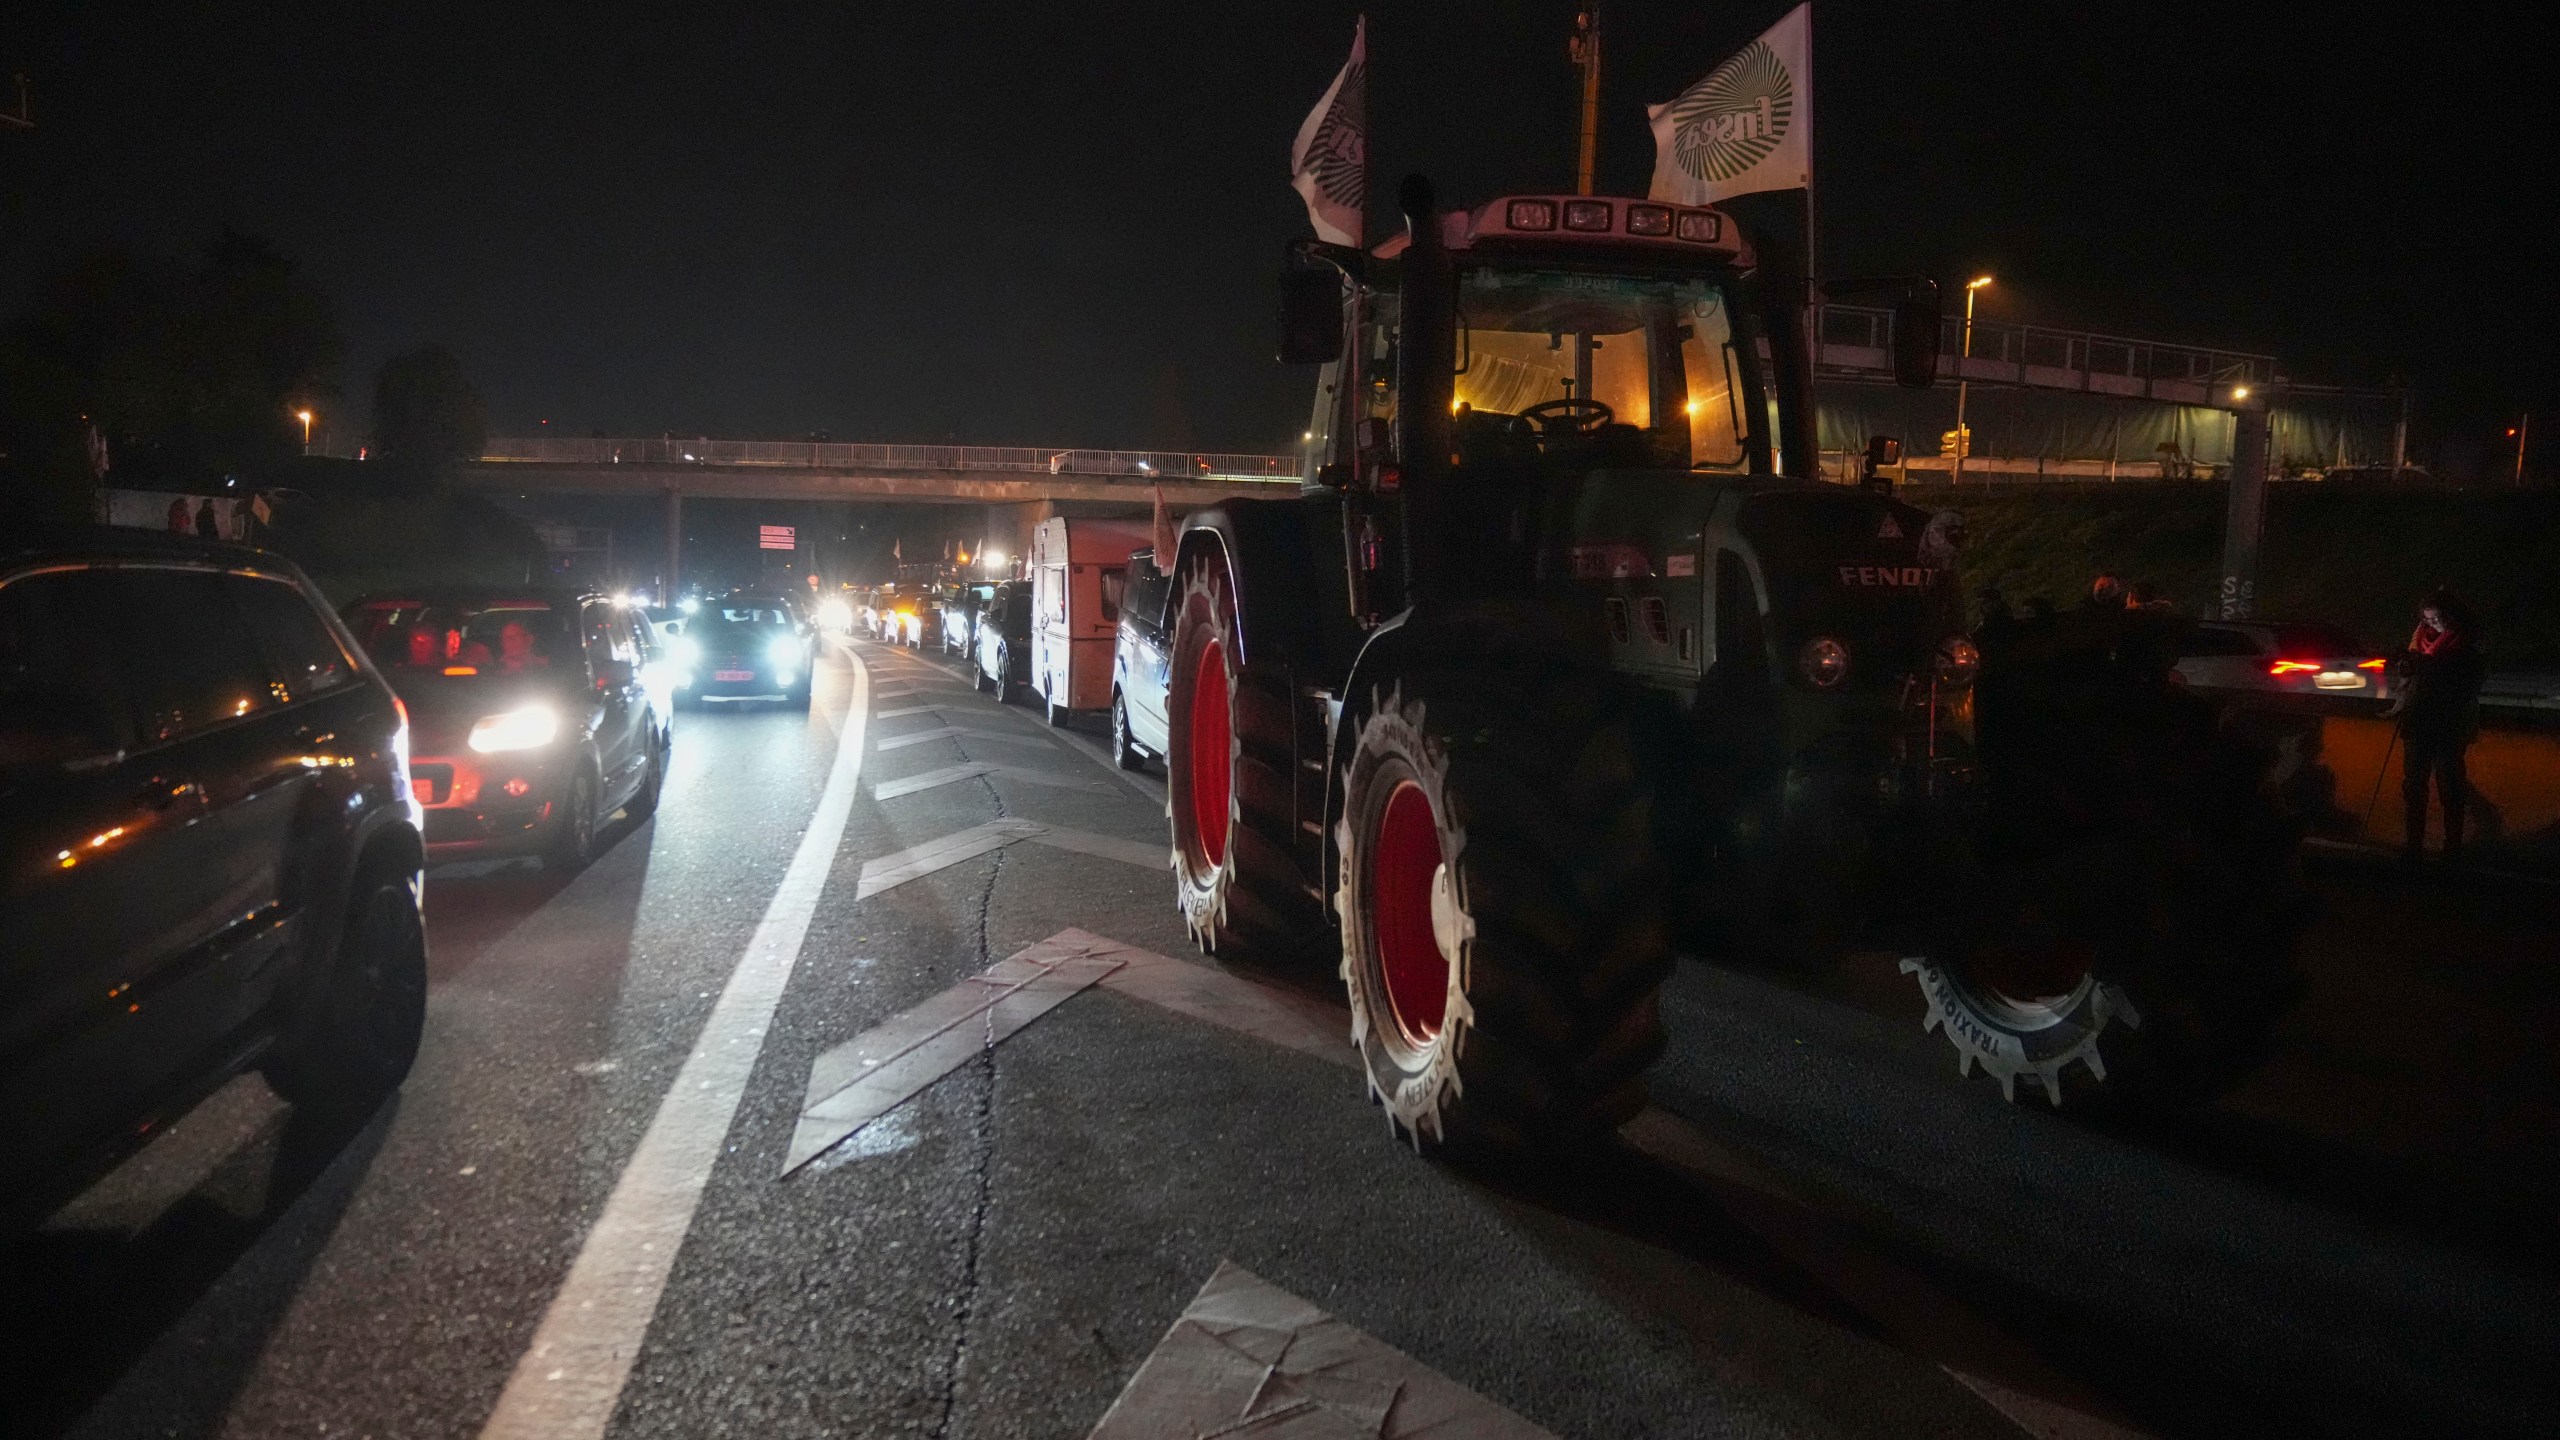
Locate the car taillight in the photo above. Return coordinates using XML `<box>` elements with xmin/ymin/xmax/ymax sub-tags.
<box><xmin>2357</xmin><ymin>658</ymin><xmax>2387</xmax><ymax>670</ymax></box>
<box><xmin>2268</xmin><ymin>660</ymin><xmax>2321</xmax><ymax>675</ymax></box>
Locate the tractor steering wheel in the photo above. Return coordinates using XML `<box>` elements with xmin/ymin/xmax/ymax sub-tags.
<box><xmin>1520</xmin><ymin>397</ymin><xmax>1615</xmax><ymax>437</ymax></box>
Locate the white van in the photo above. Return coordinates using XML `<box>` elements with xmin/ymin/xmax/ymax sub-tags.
<box><xmin>1028</xmin><ymin>516</ymin><xmax>1150</xmax><ymax>726</ymax></box>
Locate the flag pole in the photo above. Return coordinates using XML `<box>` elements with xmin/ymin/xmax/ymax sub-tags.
<box><xmin>1572</xmin><ymin>4</ymin><xmax>1603</xmax><ymax>195</ymax></box>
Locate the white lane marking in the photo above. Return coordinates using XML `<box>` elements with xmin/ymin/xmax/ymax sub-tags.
<box><xmin>781</xmin><ymin>932</ymin><xmax>1128</xmax><ymax>1173</ymax></box>
<box><xmin>476</xmin><ymin>649</ymin><xmax>871</xmax><ymax>1440</ymax></box>
<box><xmin>875</xmin><ymin>703</ymin><xmax>948</xmax><ymax>718</ymax></box>
<box><xmin>1087</xmin><ymin>1260</ymin><xmax>1556</xmax><ymax>1439</ymax></box>
<box><xmin>875</xmin><ymin>725</ymin><xmax>1060</xmax><ymax>752</ymax></box>
<box><xmin>871</xmin><ymin>762</ymin><xmax>1102</xmax><ymax>801</ymax></box>
<box><xmin>852</xmin><ymin>820</ymin><xmax>1163</xmax><ymax>899</ymax></box>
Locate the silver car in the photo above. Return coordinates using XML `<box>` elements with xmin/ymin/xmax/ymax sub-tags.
<box><xmin>2172</xmin><ymin>620</ymin><xmax>2393</xmax><ymax>701</ymax></box>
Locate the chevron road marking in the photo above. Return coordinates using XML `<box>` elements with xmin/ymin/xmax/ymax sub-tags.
<box><xmin>1086</xmin><ymin>1261</ymin><xmax>1556</xmax><ymax>1439</ymax></box>
<box><xmin>874</xmin><ymin>725</ymin><xmax>1061</xmax><ymax>752</ymax></box>
<box><xmin>781</xmin><ymin>931</ymin><xmax>1129</xmax><ymax>1173</ymax></box>
<box><xmin>850</xmin><ymin>819</ymin><xmax>1163</xmax><ymax>900</ymax></box>
<box><xmin>870</xmin><ymin>762</ymin><xmax>1103</xmax><ymax>801</ymax></box>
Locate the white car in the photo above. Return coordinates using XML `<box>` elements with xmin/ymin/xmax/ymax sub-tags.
<box><xmin>2173</xmin><ymin>620</ymin><xmax>2394</xmax><ymax>701</ymax></box>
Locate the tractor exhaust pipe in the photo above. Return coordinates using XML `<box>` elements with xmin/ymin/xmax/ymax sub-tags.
<box><xmin>1395</xmin><ymin>173</ymin><xmax>1456</xmax><ymax>599</ymax></box>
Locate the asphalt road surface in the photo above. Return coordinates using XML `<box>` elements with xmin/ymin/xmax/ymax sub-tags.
<box><xmin>7</xmin><ymin>637</ymin><xmax>2553</xmax><ymax>1439</ymax></box>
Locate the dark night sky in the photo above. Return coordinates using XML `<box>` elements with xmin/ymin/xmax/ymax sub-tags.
<box><xmin>3</xmin><ymin>2</ymin><xmax>2550</xmax><ymax>468</ymax></box>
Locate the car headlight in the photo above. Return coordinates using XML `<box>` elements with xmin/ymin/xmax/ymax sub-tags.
<box><xmin>468</xmin><ymin>704</ymin><xmax>561</xmax><ymax>753</ymax></box>
<box><xmin>1798</xmin><ymin>636</ymin><xmax>1851</xmax><ymax>689</ymax></box>
<box><xmin>767</xmin><ymin>636</ymin><xmax>799</xmax><ymax>666</ymax></box>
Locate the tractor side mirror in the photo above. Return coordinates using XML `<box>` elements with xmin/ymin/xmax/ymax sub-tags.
<box><xmin>1278</xmin><ymin>270</ymin><xmax>1343</xmax><ymax>365</ymax></box>
<box><xmin>1892</xmin><ymin>291</ymin><xmax>1942</xmax><ymax>390</ymax></box>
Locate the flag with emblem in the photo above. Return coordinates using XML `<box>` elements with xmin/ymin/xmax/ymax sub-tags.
<box><xmin>1288</xmin><ymin>17</ymin><xmax>1366</xmax><ymax>246</ymax></box>
<box><xmin>1646</xmin><ymin>3</ymin><xmax>1811</xmax><ymax>205</ymax></box>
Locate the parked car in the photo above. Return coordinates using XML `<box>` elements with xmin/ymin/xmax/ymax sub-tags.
<box><xmin>1028</xmin><ymin>516</ymin><xmax>1149</xmax><ymax>726</ymax></box>
<box><xmin>1109</xmin><ymin>549</ymin><xmax>1173</xmax><ymax>771</ymax></box>
<box><xmin>939</xmin><ymin>583</ymin><xmax>992</xmax><ymax>657</ymax></box>
<box><xmin>2173</xmin><ymin>619</ymin><xmax>2394</xmax><ymax>703</ymax></box>
<box><xmin>2</xmin><ymin>530</ymin><xmax>427</xmax><ymax>1233</ymax></box>
<box><xmin>971</xmin><ymin>580</ymin><xmax>1034</xmax><ymax>701</ymax></box>
<box><xmin>894</xmin><ymin>600</ymin><xmax>941</xmax><ymax>650</ymax></box>
<box><xmin>343</xmin><ymin>586</ymin><xmax>672</xmax><ymax>867</ymax></box>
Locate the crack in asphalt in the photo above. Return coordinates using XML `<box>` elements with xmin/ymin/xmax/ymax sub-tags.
<box><xmin>928</xmin><ymin>747</ymin><xmax>1007</xmax><ymax>1440</ymax></box>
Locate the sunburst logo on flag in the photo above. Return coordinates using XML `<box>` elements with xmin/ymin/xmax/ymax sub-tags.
<box><xmin>1666</xmin><ymin>39</ymin><xmax>1795</xmax><ymax>184</ymax></box>
<box><xmin>1306</xmin><ymin>59</ymin><xmax>1366</xmax><ymax>215</ymax></box>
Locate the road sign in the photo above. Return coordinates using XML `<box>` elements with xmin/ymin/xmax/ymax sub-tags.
<box><xmin>759</xmin><ymin>524</ymin><xmax>796</xmax><ymax>550</ymax></box>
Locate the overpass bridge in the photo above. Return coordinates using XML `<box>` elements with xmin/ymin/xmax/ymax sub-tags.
<box><xmin>458</xmin><ymin>437</ymin><xmax>1304</xmax><ymax>592</ymax></box>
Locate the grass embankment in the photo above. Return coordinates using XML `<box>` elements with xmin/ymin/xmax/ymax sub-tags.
<box><xmin>1911</xmin><ymin>485</ymin><xmax>2560</xmax><ymax>667</ymax></box>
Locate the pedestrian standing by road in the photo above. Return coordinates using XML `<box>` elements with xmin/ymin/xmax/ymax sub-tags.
<box><xmin>194</xmin><ymin>497</ymin><xmax>220</xmax><ymax>540</ymax></box>
<box><xmin>2388</xmin><ymin>588</ymin><xmax>2487</xmax><ymax>863</ymax></box>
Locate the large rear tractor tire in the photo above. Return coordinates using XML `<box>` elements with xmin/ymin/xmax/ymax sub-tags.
<box><xmin>1901</xmin><ymin>604</ymin><xmax>2311</xmax><ymax>1112</ymax></box>
<box><xmin>1166</xmin><ymin>561</ymin><xmax>1328</xmax><ymax>963</ymax></box>
<box><xmin>1335</xmin><ymin>665</ymin><xmax>1674</xmax><ymax>1151</ymax></box>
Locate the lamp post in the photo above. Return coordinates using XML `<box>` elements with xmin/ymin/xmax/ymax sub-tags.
<box><xmin>1950</xmin><ymin>276</ymin><xmax>1992</xmax><ymax>484</ymax></box>
<box><xmin>295</xmin><ymin>408</ymin><xmax>314</xmax><ymax>454</ymax></box>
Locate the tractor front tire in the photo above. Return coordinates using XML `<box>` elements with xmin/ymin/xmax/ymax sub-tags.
<box><xmin>1166</xmin><ymin>561</ymin><xmax>1326</xmax><ymax>964</ymax></box>
<box><xmin>1335</xmin><ymin>665</ymin><xmax>1673</xmax><ymax>1152</ymax></box>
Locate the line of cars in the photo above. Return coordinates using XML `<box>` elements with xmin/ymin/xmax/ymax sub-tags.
<box><xmin>0</xmin><ymin>526</ymin><xmax>835</xmax><ymax>1235</ymax></box>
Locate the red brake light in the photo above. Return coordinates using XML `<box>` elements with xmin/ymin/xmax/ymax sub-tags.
<box><xmin>2268</xmin><ymin>660</ymin><xmax>2320</xmax><ymax>675</ymax></box>
<box><xmin>2357</xmin><ymin>658</ymin><xmax>2387</xmax><ymax>670</ymax></box>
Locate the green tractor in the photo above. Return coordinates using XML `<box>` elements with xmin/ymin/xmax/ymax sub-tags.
<box><xmin>1156</xmin><ymin>176</ymin><xmax>2307</xmax><ymax>1150</ymax></box>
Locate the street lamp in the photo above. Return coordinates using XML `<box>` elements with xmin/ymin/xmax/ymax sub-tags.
<box><xmin>1950</xmin><ymin>277</ymin><xmax>1992</xmax><ymax>485</ymax></box>
<box><xmin>295</xmin><ymin>408</ymin><xmax>314</xmax><ymax>453</ymax></box>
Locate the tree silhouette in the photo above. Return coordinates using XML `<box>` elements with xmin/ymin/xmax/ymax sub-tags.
<box><xmin>370</xmin><ymin>343</ymin><xmax>487</xmax><ymax>476</ymax></box>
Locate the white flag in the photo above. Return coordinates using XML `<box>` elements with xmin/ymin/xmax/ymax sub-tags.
<box><xmin>1289</xmin><ymin>17</ymin><xmax>1366</xmax><ymax>246</ymax></box>
<box><xmin>1647</xmin><ymin>3</ymin><xmax>1811</xmax><ymax>205</ymax></box>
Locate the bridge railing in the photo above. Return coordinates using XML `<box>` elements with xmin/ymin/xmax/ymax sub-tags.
<box><xmin>480</xmin><ymin>437</ymin><xmax>1303</xmax><ymax>482</ymax></box>
<box><xmin>1816</xmin><ymin>303</ymin><xmax>2279</xmax><ymax>402</ymax></box>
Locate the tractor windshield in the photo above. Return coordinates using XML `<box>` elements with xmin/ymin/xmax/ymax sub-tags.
<box><xmin>1453</xmin><ymin>267</ymin><xmax>1761</xmax><ymax>471</ymax></box>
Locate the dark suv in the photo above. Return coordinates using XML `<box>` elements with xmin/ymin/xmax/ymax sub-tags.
<box><xmin>343</xmin><ymin>586</ymin><xmax>672</xmax><ymax>867</ymax></box>
<box><xmin>0</xmin><ymin>531</ymin><xmax>428</xmax><ymax>1233</ymax></box>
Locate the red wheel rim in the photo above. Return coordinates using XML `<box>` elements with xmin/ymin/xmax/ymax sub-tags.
<box><xmin>1188</xmin><ymin>637</ymin><xmax>1231</xmax><ymax>869</ymax></box>
<box><xmin>1371</xmin><ymin>779</ymin><xmax>1447</xmax><ymax>1046</ymax></box>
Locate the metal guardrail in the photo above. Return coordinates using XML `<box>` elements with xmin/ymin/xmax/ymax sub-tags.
<box><xmin>480</xmin><ymin>437</ymin><xmax>1304</xmax><ymax>482</ymax></box>
<box><xmin>1815</xmin><ymin>304</ymin><xmax>2278</xmax><ymax>400</ymax></box>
